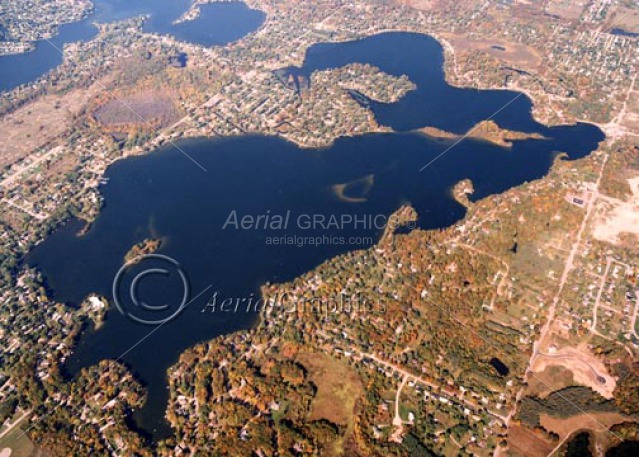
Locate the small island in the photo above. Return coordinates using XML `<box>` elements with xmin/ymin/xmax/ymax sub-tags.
<box><xmin>418</xmin><ymin>119</ymin><xmax>547</xmax><ymax>148</ymax></box>
<box><xmin>452</xmin><ymin>178</ymin><xmax>475</xmax><ymax>208</ymax></box>
<box><xmin>124</xmin><ymin>238</ymin><xmax>162</xmax><ymax>264</ymax></box>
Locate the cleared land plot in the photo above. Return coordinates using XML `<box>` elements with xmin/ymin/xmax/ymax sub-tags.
<box><xmin>508</xmin><ymin>424</ymin><xmax>555</xmax><ymax>457</ymax></box>
<box><xmin>593</xmin><ymin>176</ymin><xmax>639</xmax><ymax>245</ymax></box>
<box><xmin>297</xmin><ymin>352</ymin><xmax>362</xmax><ymax>426</ymax></box>
<box><xmin>545</xmin><ymin>0</ymin><xmax>588</xmax><ymax>21</ymax></box>
<box><xmin>0</xmin><ymin>413</ymin><xmax>35</xmax><ymax>457</ymax></box>
<box><xmin>531</xmin><ymin>345</ymin><xmax>616</xmax><ymax>399</ymax></box>
<box><xmin>607</xmin><ymin>6</ymin><xmax>639</xmax><ymax>33</ymax></box>
<box><xmin>400</xmin><ymin>0</ymin><xmax>441</xmax><ymax>11</ymax></box>
<box><xmin>93</xmin><ymin>89</ymin><xmax>180</xmax><ymax>130</ymax></box>
<box><xmin>440</xmin><ymin>33</ymin><xmax>542</xmax><ymax>69</ymax></box>
<box><xmin>296</xmin><ymin>351</ymin><xmax>363</xmax><ymax>456</ymax></box>
<box><xmin>620</xmin><ymin>88</ymin><xmax>639</xmax><ymax>134</ymax></box>
<box><xmin>0</xmin><ymin>80</ymin><xmax>105</xmax><ymax>169</ymax></box>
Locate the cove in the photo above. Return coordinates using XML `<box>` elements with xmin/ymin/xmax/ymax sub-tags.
<box><xmin>0</xmin><ymin>1</ymin><xmax>265</xmax><ymax>92</ymax></box>
<box><xmin>286</xmin><ymin>32</ymin><xmax>550</xmax><ymax>134</ymax></box>
<box><xmin>26</xmin><ymin>32</ymin><xmax>605</xmax><ymax>442</ymax></box>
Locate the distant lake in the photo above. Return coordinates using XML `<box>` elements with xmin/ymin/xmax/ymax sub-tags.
<box><xmin>0</xmin><ymin>0</ymin><xmax>265</xmax><ymax>92</ymax></box>
<box><xmin>27</xmin><ymin>32</ymin><xmax>604</xmax><ymax>442</ymax></box>
<box><xmin>610</xmin><ymin>28</ymin><xmax>639</xmax><ymax>38</ymax></box>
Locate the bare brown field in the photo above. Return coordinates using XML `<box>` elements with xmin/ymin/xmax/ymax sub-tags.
<box><xmin>607</xmin><ymin>6</ymin><xmax>639</xmax><ymax>33</ymax></box>
<box><xmin>545</xmin><ymin>0</ymin><xmax>587</xmax><ymax>22</ymax></box>
<box><xmin>0</xmin><ymin>80</ymin><xmax>106</xmax><ymax>169</ymax></box>
<box><xmin>507</xmin><ymin>424</ymin><xmax>555</xmax><ymax>457</ymax></box>
<box><xmin>440</xmin><ymin>32</ymin><xmax>542</xmax><ymax>69</ymax></box>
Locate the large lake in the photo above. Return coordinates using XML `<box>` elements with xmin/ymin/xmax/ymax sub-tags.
<box><xmin>0</xmin><ymin>0</ymin><xmax>265</xmax><ymax>92</ymax></box>
<box><xmin>27</xmin><ymin>31</ymin><xmax>604</xmax><ymax>441</ymax></box>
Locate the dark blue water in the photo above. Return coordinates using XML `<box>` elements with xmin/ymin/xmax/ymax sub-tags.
<box><xmin>0</xmin><ymin>0</ymin><xmax>264</xmax><ymax>92</ymax></box>
<box><xmin>0</xmin><ymin>19</ymin><xmax>96</xmax><ymax>93</ymax></box>
<box><xmin>607</xmin><ymin>441</ymin><xmax>639</xmax><ymax>456</ymax></box>
<box><xmin>565</xmin><ymin>432</ymin><xmax>592</xmax><ymax>457</ymax></box>
<box><xmin>610</xmin><ymin>28</ymin><xmax>639</xmax><ymax>38</ymax></box>
<box><xmin>27</xmin><ymin>32</ymin><xmax>604</xmax><ymax>442</ymax></box>
<box><xmin>490</xmin><ymin>357</ymin><xmax>510</xmax><ymax>376</ymax></box>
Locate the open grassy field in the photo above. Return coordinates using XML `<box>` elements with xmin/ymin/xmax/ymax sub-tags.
<box><xmin>296</xmin><ymin>351</ymin><xmax>363</xmax><ymax>456</ymax></box>
<box><xmin>0</xmin><ymin>412</ymin><xmax>37</xmax><ymax>457</ymax></box>
<box><xmin>540</xmin><ymin>412</ymin><xmax>631</xmax><ymax>444</ymax></box>
<box><xmin>0</xmin><ymin>80</ymin><xmax>106</xmax><ymax>169</ymax></box>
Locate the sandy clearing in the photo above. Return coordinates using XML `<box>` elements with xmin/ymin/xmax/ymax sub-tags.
<box><xmin>398</xmin><ymin>0</ymin><xmax>440</xmax><ymax>12</ymax></box>
<box><xmin>593</xmin><ymin>176</ymin><xmax>639</xmax><ymax>245</ymax></box>
<box><xmin>531</xmin><ymin>344</ymin><xmax>616</xmax><ymax>399</ymax></box>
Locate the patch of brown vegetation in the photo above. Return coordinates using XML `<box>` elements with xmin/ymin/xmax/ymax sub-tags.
<box><xmin>296</xmin><ymin>352</ymin><xmax>362</xmax><ymax>426</ymax></box>
<box><xmin>508</xmin><ymin>424</ymin><xmax>555</xmax><ymax>457</ymax></box>
<box><xmin>600</xmin><ymin>144</ymin><xmax>638</xmax><ymax>200</ymax></box>
<box><xmin>92</xmin><ymin>89</ymin><xmax>180</xmax><ymax>133</ymax></box>
<box><xmin>296</xmin><ymin>351</ymin><xmax>363</xmax><ymax>456</ymax></box>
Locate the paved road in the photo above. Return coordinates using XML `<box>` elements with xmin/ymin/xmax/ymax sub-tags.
<box><xmin>0</xmin><ymin>146</ymin><xmax>62</xmax><ymax>189</ymax></box>
<box><xmin>501</xmin><ymin>154</ymin><xmax>610</xmax><ymax>450</ymax></box>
